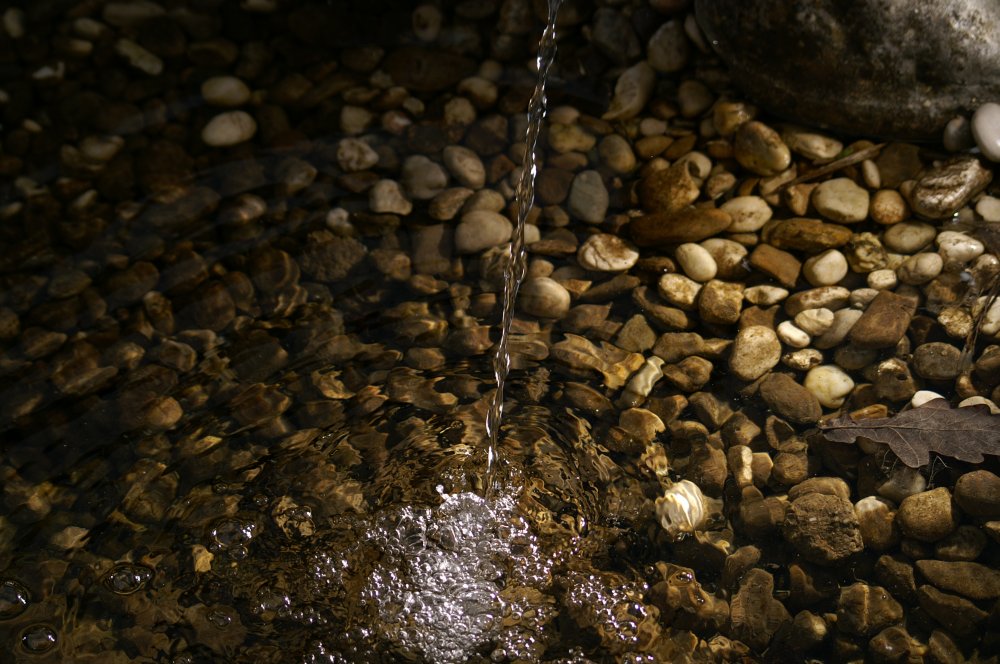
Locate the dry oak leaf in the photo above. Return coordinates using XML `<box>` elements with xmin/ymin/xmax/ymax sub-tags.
<box><xmin>818</xmin><ymin>398</ymin><xmax>1000</xmax><ymax>468</ymax></box>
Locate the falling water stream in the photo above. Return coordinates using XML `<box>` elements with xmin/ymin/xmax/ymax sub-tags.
<box><xmin>484</xmin><ymin>0</ymin><xmax>563</xmax><ymax>497</ymax></box>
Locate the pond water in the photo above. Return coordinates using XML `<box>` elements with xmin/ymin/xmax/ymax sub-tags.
<box><xmin>1</xmin><ymin>1</ymin><xmax>1000</xmax><ymax>663</ymax></box>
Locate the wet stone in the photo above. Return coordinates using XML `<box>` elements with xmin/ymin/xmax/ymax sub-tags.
<box><xmin>907</xmin><ymin>155</ymin><xmax>993</xmax><ymax>219</ymax></box>
<box><xmin>518</xmin><ymin>277</ymin><xmax>570</xmax><ymax>319</ymax></box>
<box><xmin>455</xmin><ymin>211</ymin><xmax>512</xmax><ymax>254</ymax></box>
<box><xmin>762</xmin><ymin>217</ymin><xmax>853</xmax><ymax>253</ymax></box>
<box><xmin>916</xmin><ymin>560</ymin><xmax>1000</xmax><ymax>600</ymax></box>
<box><xmin>567</xmin><ymin>171</ymin><xmax>609</xmax><ymax>224</ymax></box>
<box><xmin>836</xmin><ymin>582</ymin><xmax>904</xmax><ymax>637</ymax></box>
<box><xmin>896</xmin><ymin>488</ymin><xmax>958</xmax><ymax>542</ymax></box>
<box><xmin>639</xmin><ymin>161</ymin><xmax>701</xmax><ymax>215</ymax></box>
<box><xmin>733</xmin><ymin>121</ymin><xmax>791</xmax><ymax>176</ymax></box>
<box><xmin>629</xmin><ymin>207</ymin><xmax>733</xmax><ymax>246</ymax></box>
<box><xmin>935</xmin><ymin>525</ymin><xmax>987</xmax><ymax>561</ymax></box>
<box><xmin>697</xmin><ymin>280</ymin><xmax>743</xmax><ymax>325</ymax></box>
<box><xmin>728</xmin><ymin>325</ymin><xmax>781</xmax><ymax>381</ymax></box>
<box><xmin>954</xmin><ymin>470</ymin><xmax>1000</xmax><ymax>518</ymax></box>
<box><xmin>783</xmin><ymin>492</ymin><xmax>865</xmax><ymax>565</ymax></box>
<box><xmin>917</xmin><ymin>585</ymin><xmax>988</xmax><ymax>638</ymax></box>
<box><xmin>912</xmin><ymin>342</ymin><xmax>962</xmax><ymax>381</ymax></box>
<box><xmin>849</xmin><ymin>290</ymin><xmax>916</xmax><ymax>349</ymax></box>
<box><xmin>729</xmin><ymin>568</ymin><xmax>791</xmax><ymax>651</ymax></box>
<box><xmin>748</xmin><ymin>243</ymin><xmax>801</xmax><ymax>287</ymax></box>
<box><xmin>576</xmin><ymin>234</ymin><xmax>638</xmax><ymax>272</ymax></box>
<box><xmin>812</xmin><ymin>178</ymin><xmax>869</xmax><ymax>223</ymax></box>
<box><xmin>299</xmin><ymin>233</ymin><xmax>368</xmax><ymax>283</ymax></box>
<box><xmin>759</xmin><ymin>373</ymin><xmax>822</xmax><ymax>424</ymax></box>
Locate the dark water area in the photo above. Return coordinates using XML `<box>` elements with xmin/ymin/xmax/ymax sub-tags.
<box><xmin>1</xmin><ymin>1</ymin><xmax>1000</xmax><ymax>663</ymax></box>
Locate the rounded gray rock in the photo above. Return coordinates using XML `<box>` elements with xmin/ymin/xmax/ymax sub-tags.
<box><xmin>696</xmin><ymin>0</ymin><xmax>1000</xmax><ymax>139</ymax></box>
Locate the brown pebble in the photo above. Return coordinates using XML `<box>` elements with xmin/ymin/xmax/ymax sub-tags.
<box><xmin>749</xmin><ymin>243</ymin><xmax>801</xmax><ymax>287</ymax></box>
<box><xmin>954</xmin><ymin>470</ymin><xmax>1000</xmax><ymax>517</ymax></box>
<box><xmin>629</xmin><ymin>207</ymin><xmax>733</xmax><ymax>246</ymax></box>
<box><xmin>848</xmin><ymin>290</ymin><xmax>917</xmax><ymax>349</ymax></box>
<box><xmin>896</xmin><ymin>487</ymin><xmax>958</xmax><ymax>542</ymax></box>
<box><xmin>762</xmin><ymin>218</ymin><xmax>853</xmax><ymax>252</ymax></box>
<box><xmin>759</xmin><ymin>373</ymin><xmax>822</xmax><ymax>424</ymax></box>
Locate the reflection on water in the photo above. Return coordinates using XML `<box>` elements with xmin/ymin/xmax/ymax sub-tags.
<box><xmin>4</xmin><ymin>0</ymin><xmax>998</xmax><ymax>662</ymax></box>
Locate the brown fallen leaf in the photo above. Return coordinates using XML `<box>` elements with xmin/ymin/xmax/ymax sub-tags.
<box><xmin>818</xmin><ymin>398</ymin><xmax>1000</xmax><ymax>468</ymax></box>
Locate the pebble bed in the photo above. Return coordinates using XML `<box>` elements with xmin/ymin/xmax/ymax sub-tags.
<box><xmin>1</xmin><ymin>0</ymin><xmax>1000</xmax><ymax>662</ymax></box>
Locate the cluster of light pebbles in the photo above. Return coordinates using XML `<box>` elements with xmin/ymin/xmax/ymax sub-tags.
<box><xmin>1</xmin><ymin>0</ymin><xmax>1000</xmax><ymax>662</ymax></box>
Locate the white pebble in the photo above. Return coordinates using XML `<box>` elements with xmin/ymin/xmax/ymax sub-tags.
<box><xmin>804</xmin><ymin>364</ymin><xmax>855</xmax><ymax>408</ymax></box>
<box><xmin>602</xmin><ymin>61</ymin><xmax>655</xmax><ymax>121</ymax></box>
<box><xmin>576</xmin><ymin>234</ymin><xmax>639</xmax><ymax>272</ymax></box>
<box><xmin>812</xmin><ymin>177</ymin><xmax>869</xmax><ymax>223</ymax></box>
<box><xmin>849</xmin><ymin>288</ymin><xmax>879</xmax><ymax>307</ymax></box>
<box><xmin>896</xmin><ymin>252</ymin><xmax>943</xmax><ymax>285</ymax></box>
<box><xmin>201</xmin><ymin>110</ymin><xmax>257</xmax><ymax>146</ymax></box>
<box><xmin>720</xmin><ymin>195</ymin><xmax>772</xmax><ymax>232</ymax></box>
<box><xmin>877</xmin><ymin>465</ymin><xmax>926</xmax><ymax>503</ymax></box>
<box><xmin>454</xmin><ymin>210</ymin><xmax>512</xmax><ymax>254</ymax></box>
<box><xmin>620</xmin><ymin>357</ymin><xmax>665</xmax><ymax>408</ymax></box>
<box><xmin>794</xmin><ymin>308</ymin><xmax>835</xmax><ymax>336</ymax></box>
<box><xmin>656</xmin><ymin>480</ymin><xmax>711</xmax><ymax>539</ymax></box>
<box><xmin>325</xmin><ymin>207</ymin><xmax>351</xmax><ymax>232</ymax></box>
<box><xmin>442</xmin><ymin>145</ymin><xmax>485</xmax><ymax>189</ymax></box>
<box><xmin>677</xmin><ymin>151</ymin><xmax>713</xmax><ymax>181</ymax></box>
<box><xmin>658</xmin><ymin>273</ymin><xmax>702</xmax><ymax>310</ymax></box>
<box><xmin>972</xmin><ymin>102</ymin><xmax>1000</xmax><ymax>162</ymax></box>
<box><xmin>783</xmin><ymin>348</ymin><xmax>824</xmax><ymax>371</ymax></box>
<box><xmin>883</xmin><ymin>221</ymin><xmax>936</xmax><ymax>253</ymax></box>
<box><xmin>369</xmin><ymin>179</ymin><xmax>412</xmax><ymax>215</ymax></box>
<box><xmin>201</xmin><ymin>76</ymin><xmax>251</xmax><ymax>107</ymax></box>
<box><xmin>744</xmin><ymin>285</ymin><xmax>788</xmax><ymax>306</ymax></box>
<box><xmin>813</xmin><ymin>308</ymin><xmax>862</xmax><ymax>349</ymax></box>
<box><xmin>936</xmin><ymin>230</ymin><xmax>984</xmax><ymax>263</ymax></box>
<box><xmin>911</xmin><ymin>390</ymin><xmax>945</xmax><ymax>408</ymax></box>
<box><xmin>802</xmin><ymin>249</ymin><xmax>848</xmax><ymax>286</ymax></box>
<box><xmin>958</xmin><ymin>396</ymin><xmax>1000</xmax><ymax>414</ymax></box>
<box><xmin>675</xmin><ymin>243</ymin><xmax>717</xmax><ymax>282</ymax></box>
<box><xmin>458</xmin><ymin>76</ymin><xmax>497</xmax><ymax>108</ymax></box>
<box><xmin>867</xmin><ymin>269</ymin><xmax>898</xmax><ymax>290</ymax></box>
<box><xmin>976</xmin><ymin>195</ymin><xmax>1000</xmax><ymax>222</ymax></box>
<box><xmin>783</xmin><ymin>128</ymin><xmax>843</xmax><ymax>161</ymax></box>
<box><xmin>727</xmin><ymin>446</ymin><xmax>754</xmax><ymax>488</ymax></box>
<box><xmin>336</xmin><ymin>137</ymin><xmax>378</xmax><ymax>172</ymax></box>
<box><xmin>973</xmin><ymin>295</ymin><xmax>1000</xmax><ymax>336</ymax></box>
<box><xmin>777</xmin><ymin>321</ymin><xmax>811</xmax><ymax>348</ymax></box>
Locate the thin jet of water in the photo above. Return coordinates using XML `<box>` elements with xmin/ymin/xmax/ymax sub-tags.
<box><xmin>484</xmin><ymin>0</ymin><xmax>562</xmax><ymax>498</ymax></box>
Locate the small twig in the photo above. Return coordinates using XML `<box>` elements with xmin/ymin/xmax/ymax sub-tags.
<box><xmin>779</xmin><ymin>143</ymin><xmax>887</xmax><ymax>189</ymax></box>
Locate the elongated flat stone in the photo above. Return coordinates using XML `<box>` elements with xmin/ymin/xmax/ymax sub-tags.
<box><xmin>849</xmin><ymin>291</ymin><xmax>917</xmax><ymax>349</ymax></box>
<box><xmin>629</xmin><ymin>207</ymin><xmax>732</xmax><ymax>246</ymax></box>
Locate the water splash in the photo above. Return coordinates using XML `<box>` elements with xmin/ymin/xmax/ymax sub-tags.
<box><xmin>485</xmin><ymin>0</ymin><xmax>562</xmax><ymax>497</ymax></box>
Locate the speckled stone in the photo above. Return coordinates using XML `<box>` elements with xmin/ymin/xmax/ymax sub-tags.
<box><xmin>896</xmin><ymin>488</ymin><xmax>958</xmax><ymax>542</ymax></box>
<box><xmin>783</xmin><ymin>492</ymin><xmax>865</xmax><ymax>565</ymax></box>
